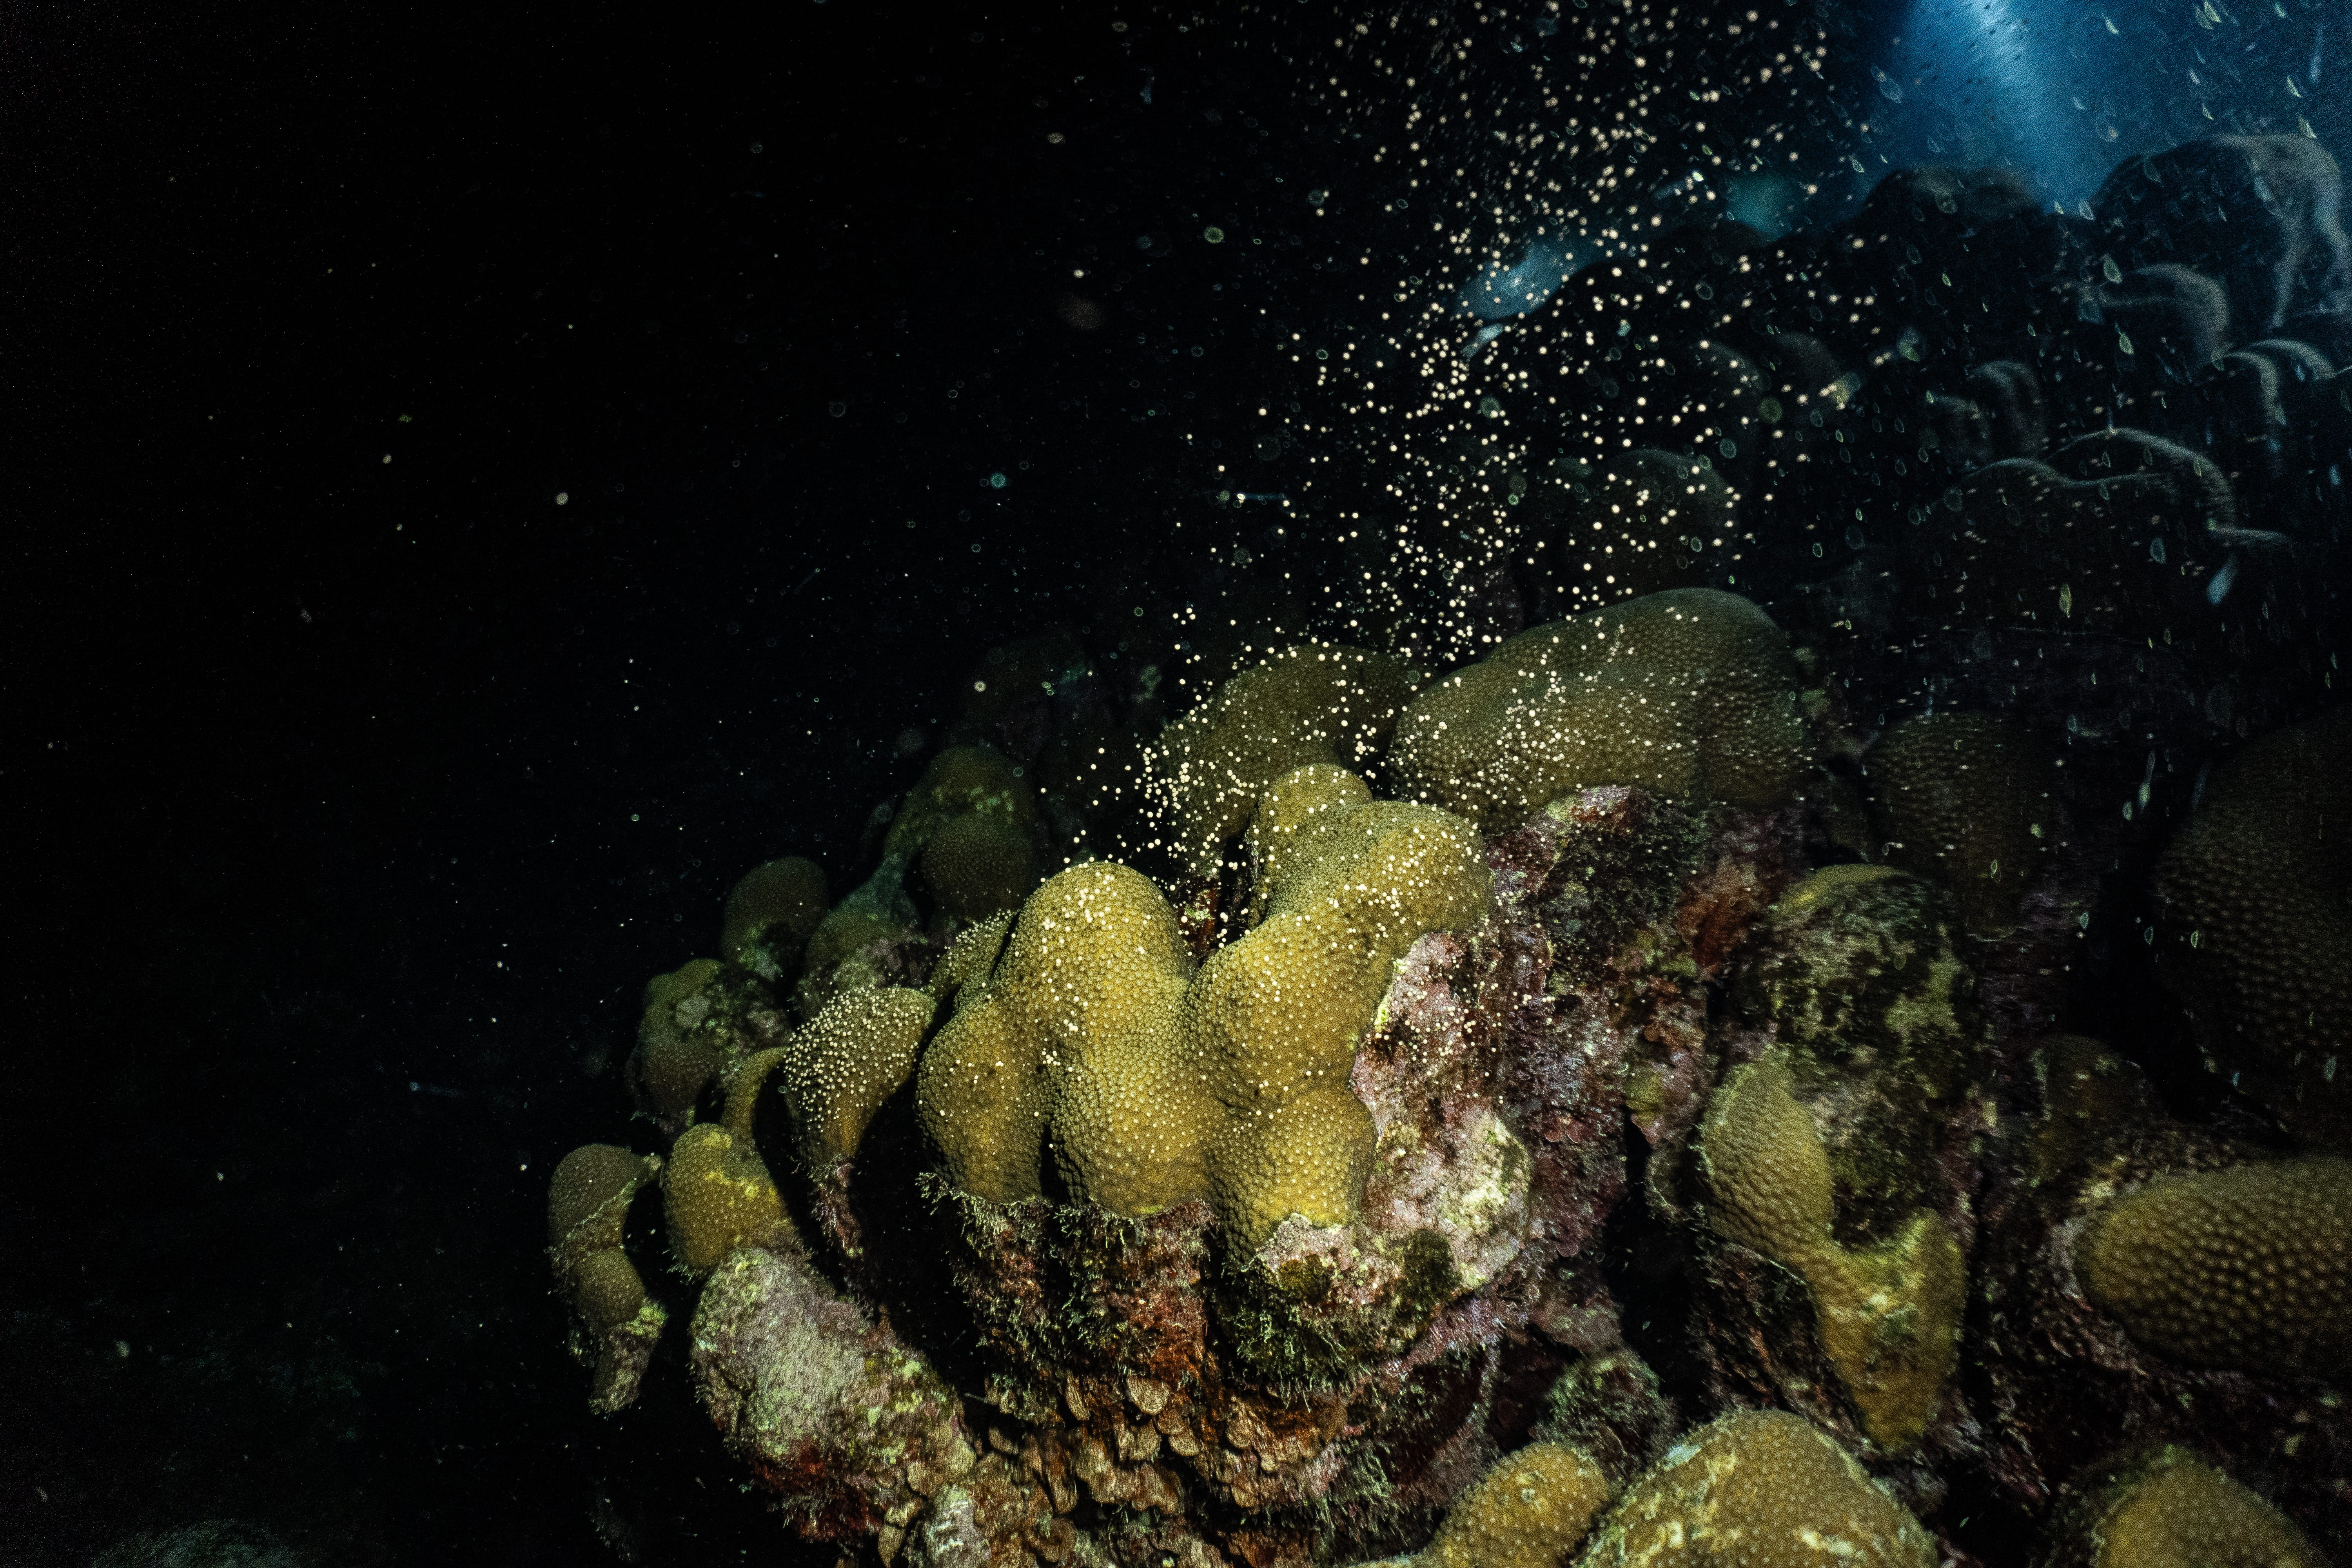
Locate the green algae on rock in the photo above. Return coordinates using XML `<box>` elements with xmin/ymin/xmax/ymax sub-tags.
<box><xmin>1695</xmin><ymin>1059</ymin><xmax>1965</xmax><ymax>1449</ymax></box>
<box><xmin>1731</xmin><ymin>864</ymin><xmax>1989</xmax><ymax>1241</ymax></box>
<box><xmin>691</xmin><ymin>1242</ymin><xmax>977</xmax><ymax>1552</ymax></box>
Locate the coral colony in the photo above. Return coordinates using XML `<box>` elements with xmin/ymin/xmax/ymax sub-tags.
<box><xmin>550</xmin><ymin>109</ymin><xmax>2352</xmax><ymax>1568</ymax></box>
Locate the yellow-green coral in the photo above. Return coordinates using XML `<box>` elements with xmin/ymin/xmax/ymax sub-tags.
<box><xmin>721</xmin><ymin>856</ymin><xmax>829</xmax><ymax>979</ymax></box>
<box><xmin>546</xmin><ymin>1143</ymin><xmax>667</xmax><ymax>1412</ymax></box>
<box><xmin>2065</xmin><ymin>1446</ymin><xmax>2326</xmax><ymax>1568</ymax></box>
<box><xmin>775</xmin><ymin>985</ymin><xmax>936</xmax><ymax>1169</ymax></box>
<box><xmin>900</xmin><ymin>745</ymin><xmax>1040</xmax><ymax>921</ymax></box>
<box><xmin>2079</xmin><ymin>1155</ymin><xmax>2352</xmax><ymax>1378</ymax></box>
<box><xmin>929</xmin><ymin>909</ymin><xmax>1014</xmax><ymax>1011</ymax></box>
<box><xmin>1696</xmin><ymin>1060</ymin><xmax>1964</xmax><ymax>1448</ymax></box>
<box><xmin>1730</xmin><ymin>864</ymin><xmax>1986</xmax><ymax>1238</ymax></box>
<box><xmin>1575</xmin><ymin>1411</ymin><xmax>1933</xmax><ymax>1568</ymax></box>
<box><xmin>1422</xmin><ymin>1442</ymin><xmax>1613</xmax><ymax>1568</ymax></box>
<box><xmin>631</xmin><ymin>959</ymin><xmax>789</xmax><ymax>1127</ymax></box>
<box><xmin>2152</xmin><ymin>707</ymin><xmax>2352</xmax><ymax>1146</ymax></box>
<box><xmin>663</xmin><ymin>1050</ymin><xmax>800</xmax><ymax>1273</ymax></box>
<box><xmin>918</xmin><ymin>860</ymin><xmax>1207</xmax><ymax>1214</ymax></box>
<box><xmin>1190</xmin><ymin>787</ymin><xmax>1492</xmax><ymax>1245</ymax></box>
<box><xmin>1151</xmin><ymin>643</ymin><xmax>1419</xmax><ymax>872</ymax></box>
<box><xmin>1390</xmin><ymin>589</ymin><xmax>1811</xmax><ymax>829</ymax></box>
<box><xmin>919</xmin><ymin>767</ymin><xmax>1490</xmax><ymax>1247</ymax></box>
<box><xmin>1864</xmin><ymin>712</ymin><xmax>2050</xmax><ymax>936</ymax></box>
<box><xmin>921</xmin><ymin>811</ymin><xmax>1035</xmax><ymax>922</ymax></box>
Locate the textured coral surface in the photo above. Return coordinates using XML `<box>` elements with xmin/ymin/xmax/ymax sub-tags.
<box><xmin>2050</xmin><ymin>1446</ymin><xmax>2329</xmax><ymax>1568</ymax></box>
<box><xmin>2152</xmin><ymin>708</ymin><xmax>2352</xmax><ymax>1145</ymax></box>
<box><xmin>1390</xmin><ymin>589</ymin><xmax>1812</xmax><ymax>828</ymax></box>
<box><xmin>2081</xmin><ymin>1156</ymin><xmax>2352</xmax><ymax>1377</ymax></box>
<box><xmin>548</xmin><ymin>222</ymin><xmax>2352</xmax><ymax>1557</ymax></box>
<box><xmin>1575</xmin><ymin>1412</ymin><xmax>1933</xmax><ymax>1568</ymax></box>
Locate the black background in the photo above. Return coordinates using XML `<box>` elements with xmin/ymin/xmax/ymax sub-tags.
<box><xmin>2</xmin><ymin>0</ymin><xmax>1856</xmax><ymax>1559</ymax></box>
<box><xmin>6</xmin><ymin>1</ymin><xmax>1352</xmax><ymax>1560</ymax></box>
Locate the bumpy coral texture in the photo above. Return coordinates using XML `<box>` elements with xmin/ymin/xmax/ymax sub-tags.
<box><xmin>1575</xmin><ymin>1411</ymin><xmax>1933</xmax><ymax>1568</ymax></box>
<box><xmin>2079</xmin><ymin>1155</ymin><xmax>2352</xmax><ymax>1378</ymax></box>
<box><xmin>1696</xmin><ymin>1060</ymin><xmax>1964</xmax><ymax>1448</ymax></box>
<box><xmin>1192</xmin><ymin>783</ymin><xmax>1492</xmax><ymax>1245</ymax></box>
<box><xmin>1151</xmin><ymin>643</ymin><xmax>1419</xmax><ymax>871</ymax></box>
<box><xmin>546</xmin><ymin>1143</ymin><xmax>666</xmax><ymax>1412</ymax></box>
<box><xmin>919</xmin><ymin>768</ymin><xmax>1490</xmax><ymax>1248</ymax></box>
<box><xmin>631</xmin><ymin>958</ymin><xmax>791</xmax><ymax>1132</ymax></box>
<box><xmin>1390</xmin><ymin>589</ymin><xmax>1811</xmax><ymax>829</ymax></box>
<box><xmin>918</xmin><ymin>860</ymin><xmax>1202</xmax><ymax>1213</ymax></box>
<box><xmin>664</xmin><ymin>1049</ymin><xmax>800</xmax><ymax>1273</ymax></box>
<box><xmin>1864</xmin><ymin>712</ymin><xmax>2051</xmax><ymax>936</ymax></box>
<box><xmin>1421</xmin><ymin>1442</ymin><xmax>1613</xmax><ymax>1568</ymax></box>
<box><xmin>2152</xmin><ymin>708</ymin><xmax>2352</xmax><ymax>1146</ymax></box>
<box><xmin>2093</xmin><ymin>1450</ymin><xmax>2325</xmax><ymax>1568</ymax></box>
<box><xmin>777</xmin><ymin>985</ymin><xmax>936</xmax><ymax>1169</ymax></box>
<box><xmin>922</xmin><ymin>811</ymin><xmax>1035</xmax><ymax>922</ymax></box>
<box><xmin>722</xmin><ymin>855</ymin><xmax>830</xmax><ymax>980</ymax></box>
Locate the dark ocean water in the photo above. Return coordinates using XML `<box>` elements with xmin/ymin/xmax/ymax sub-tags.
<box><xmin>12</xmin><ymin>0</ymin><xmax>2351</xmax><ymax>1563</ymax></box>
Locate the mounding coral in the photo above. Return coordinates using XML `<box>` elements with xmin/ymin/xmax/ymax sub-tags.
<box><xmin>918</xmin><ymin>765</ymin><xmax>1492</xmax><ymax>1249</ymax></box>
<box><xmin>550</xmin><ymin>136</ymin><xmax>2352</xmax><ymax>1551</ymax></box>
<box><xmin>1972</xmin><ymin>1040</ymin><xmax>2352</xmax><ymax>1539</ymax></box>
<box><xmin>1693</xmin><ymin>1058</ymin><xmax>1965</xmax><ymax>1450</ymax></box>
<box><xmin>560</xmin><ymin>671</ymin><xmax>1829</xmax><ymax>1563</ymax></box>
<box><xmin>1419</xmin><ymin>1442</ymin><xmax>1613</xmax><ymax>1568</ymax></box>
<box><xmin>1388</xmin><ymin>588</ymin><xmax>1813</xmax><ymax>829</ymax></box>
<box><xmin>1147</xmin><ymin>642</ymin><xmax>1420</xmax><ymax>873</ymax></box>
<box><xmin>722</xmin><ymin>855</ymin><xmax>830</xmax><ymax>980</ymax></box>
<box><xmin>2079</xmin><ymin>1154</ymin><xmax>2352</xmax><ymax>1379</ymax></box>
<box><xmin>546</xmin><ymin>1143</ymin><xmax>666</xmax><ymax>1412</ymax></box>
<box><xmin>663</xmin><ymin>1045</ymin><xmax>800</xmax><ymax>1273</ymax></box>
<box><xmin>2152</xmin><ymin>707</ymin><xmax>2352</xmax><ymax>1146</ymax></box>
<box><xmin>1863</xmin><ymin>713</ymin><xmax>2051</xmax><ymax>937</ymax></box>
<box><xmin>1575</xmin><ymin>1411</ymin><xmax>1934</xmax><ymax>1568</ymax></box>
<box><xmin>2045</xmin><ymin>1445</ymin><xmax>2327</xmax><ymax>1568</ymax></box>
